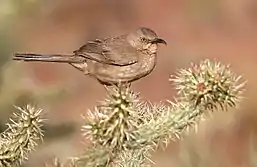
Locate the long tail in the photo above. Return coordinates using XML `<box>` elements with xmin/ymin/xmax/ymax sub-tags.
<box><xmin>13</xmin><ymin>53</ymin><xmax>85</xmax><ymax>63</ymax></box>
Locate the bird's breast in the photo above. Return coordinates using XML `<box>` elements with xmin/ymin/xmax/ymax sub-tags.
<box><xmin>118</xmin><ymin>53</ymin><xmax>156</xmax><ymax>77</ymax></box>
<box><xmin>91</xmin><ymin>53</ymin><xmax>157</xmax><ymax>83</ymax></box>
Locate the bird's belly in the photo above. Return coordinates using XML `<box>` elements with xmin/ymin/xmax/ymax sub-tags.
<box><xmin>91</xmin><ymin>55</ymin><xmax>156</xmax><ymax>84</ymax></box>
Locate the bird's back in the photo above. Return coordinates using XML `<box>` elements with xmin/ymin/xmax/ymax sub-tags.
<box><xmin>74</xmin><ymin>35</ymin><xmax>139</xmax><ymax>67</ymax></box>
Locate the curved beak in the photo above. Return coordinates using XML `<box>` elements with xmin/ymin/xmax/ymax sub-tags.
<box><xmin>151</xmin><ymin>38</ymin><xmax>167</xmax><ymax>45</ymax></box>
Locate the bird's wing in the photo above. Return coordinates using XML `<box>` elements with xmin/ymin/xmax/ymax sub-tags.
<box><xmin>73</xmin><ymin>37</ymin><xmax>138</xmax><ymax>66</ymax></box>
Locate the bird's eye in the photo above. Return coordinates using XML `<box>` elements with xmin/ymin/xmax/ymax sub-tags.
<box><xmin>140</xmin><ymin>37</ymin><xmax>148</xmax><ymax>42</ymax></box>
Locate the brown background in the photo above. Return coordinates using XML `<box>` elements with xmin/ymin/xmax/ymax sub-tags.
<box><xmin>0</xmin><ymin>0</ymin><xmax>257</xmax><ymax>166</ymax></box>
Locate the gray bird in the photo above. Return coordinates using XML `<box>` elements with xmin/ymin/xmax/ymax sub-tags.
<box><xmin>13</xmin><ymin>27</ymin><xmax>166</xmax><ymax>85</ymax></box>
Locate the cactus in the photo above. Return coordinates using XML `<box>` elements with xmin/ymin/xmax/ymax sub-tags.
<box><xmin>0</xmin><ymin>60</ymin><xmax>245</xmax><ymax>167</ymax></box>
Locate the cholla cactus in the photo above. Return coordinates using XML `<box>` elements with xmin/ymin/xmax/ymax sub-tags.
<box><xmin>76</xmin><ymin>85</ymin><xmax>144</xmax><ymax>166</ymax></box>
<box><xmin>171</xmin><ymin>60</ymin><xmax>245</xmax><ymax>110</ymax></box>
<box><xmin>0</xmin><ymin>59</ymin><xmax>246</xmax><ymax>167</ymax></box>
<box><xmin>75</xmin><ymin>59</ymin><xmax>245</xmax><ymax>166</ymax></box>
<box><xmin>0</xmin><ymin>105</ymin><xmax>44</xmax><ymax>167</ymax></box>
<box><xmin>82</xmin><ymin>85</ymin><xmax>142</xmax><ymax>151</ymax></box>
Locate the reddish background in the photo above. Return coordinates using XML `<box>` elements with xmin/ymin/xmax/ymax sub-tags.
<box><xmin>1</xmin><ymin>0</ymin><xmax>257</xmax><ymax>166</ymax></box>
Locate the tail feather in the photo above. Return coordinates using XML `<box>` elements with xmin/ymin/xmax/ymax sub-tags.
<box><xmin>13</xmin><ymin>53</ymin><xmax>85</xmax><ymax>63</ymax></box>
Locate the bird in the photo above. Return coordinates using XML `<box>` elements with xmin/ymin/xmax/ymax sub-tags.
<box><xmin>13</xmin><ymin>27</ymin><xmax>167</xmax><ymax>85</ymax></box>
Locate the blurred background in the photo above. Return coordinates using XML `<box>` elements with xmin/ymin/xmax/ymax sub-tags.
<box><xmin>1</xmin><ymin>0</ymin><xmax>257</xmax><ymax>166</ymax></box>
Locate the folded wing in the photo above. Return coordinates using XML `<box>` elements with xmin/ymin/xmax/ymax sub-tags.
<box><xmin>73</xmin><ymin>37</ymin><xmax>138</xmax><ymax>66</ymax></box>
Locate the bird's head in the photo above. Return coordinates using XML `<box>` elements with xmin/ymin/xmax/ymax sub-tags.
<box><xmin>127</xmin><ymin>27</ymin><xmax>167</xmax><ymax>54</ymax></box>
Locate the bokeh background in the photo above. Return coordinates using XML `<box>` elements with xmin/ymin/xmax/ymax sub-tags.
<box><xmin>1</xmin><ymin>0</ymin><xmax>257</xmax><ymax>166</ymax></box>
